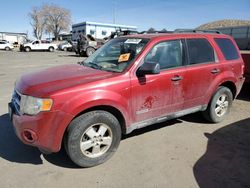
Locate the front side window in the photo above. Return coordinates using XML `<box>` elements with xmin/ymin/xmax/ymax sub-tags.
<box><xmin>83</xmin><ymin>38</ymin><xmax>149</xmax><ymax>72</ymax></box>
<box><xmin>145</xmin><ymin>40</ymin><xmax>183</xmax><ymax>70</ymax></box>
<box><xmin>33</xmin><ymin>41</ymin><xmax>39</xmax><ymax>45</ymax></box>
<box><xmin>187</xmin><ymin>38</ymin><xmax>215</xmax><ymax>65</ymax></box>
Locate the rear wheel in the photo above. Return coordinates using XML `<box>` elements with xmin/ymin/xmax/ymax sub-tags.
<box><xmin>202</xmin><ymin>86</ymin><xmax>233</xmax><ymax>123</ymax></box>
<box><xmin>5</xmin><ymin>47</ymin><xmax>10</xmax><ymax>51</ymax></box>
<box><xmin>86</xmin><ymin>47</ymin><xmax>95</xmax><ymax>57</ymax></box>
<box><xmin>64</xmin><ymin>111</ymin><xmax>121</xmax><ymax>167</ymax></box>
<box><xmin>48</xmin><ymin>47</ymin><xmax>54</xmax><ymax>52</ymax></box>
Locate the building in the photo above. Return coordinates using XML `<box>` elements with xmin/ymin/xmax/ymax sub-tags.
<box><xmin>0</xmin><ymin>32</ymin><xmax>27</xmax><ymax>44</ymax></box>
<box><xmin>72</xmin><ymin>21</ymin><xmax>137</xmax><ymax>40</ymax></box>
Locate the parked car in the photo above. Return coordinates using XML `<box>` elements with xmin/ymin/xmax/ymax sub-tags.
<box><xmin>0</xmin><ymin>41</ymin><xmax>14</xmax><ymax>51</ymax></box>
<box><xmin>75</xmin><ymin>34</ymin><xmax>103</xmax><ymax>57</ymax></box>
<box><xmin>9</xmin><ymin>30</ymin><xmax>245</xmax><ymax>167</ymax></box>
<box><xmin>19</xmin><ymin>40</ymin><xmax>58</xmax><ymax>52</ymax></box>
<box><xmin>58</xmin><ymin>41</ymin><xmax>73</xmax><ymax>51</ymax></box>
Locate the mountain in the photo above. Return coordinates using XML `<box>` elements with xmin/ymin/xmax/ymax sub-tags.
<box><xmin>197</xmin><ymin>19</ymin><xmax>250</xmax><ymax>29</ymax></box>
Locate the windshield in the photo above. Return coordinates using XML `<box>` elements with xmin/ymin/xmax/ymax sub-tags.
<box><xmin>83</xmin><ymin>38</ymin><xmax>149</xmax><ymax>72</ymax></box>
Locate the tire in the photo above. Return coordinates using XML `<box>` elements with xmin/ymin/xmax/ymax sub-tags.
<box><xmin>25</xmin><ymin>47</ymin><xmax>31</xmax><ymax>52</ymax></box>
<box><xmin>64</xmin><ymin>110</ymin><xmax>121</xmax><ymax>167</ymax></box>
<box><xmin>5</xmin><ymin>47</ymin><xmax>10</xmax><ymax>51</ymax></box>
<box><xmin>202</xmin><ymin>86</ymin><xmax>233</xmax><ymax>123</ymax></box>
<box><xmin>86</xmin><ymin>47</ymin><xmax>95</xmax><ymax>57</ymax></box>
<box><xmin>63</xmin><ymin>47</ymin><xmax>67</xmax><ymax>51</ymax></box>
<box><xmin>48</xmin><ymin>47</ymin><xmax>54</xmax><ymax>52</ymax></box>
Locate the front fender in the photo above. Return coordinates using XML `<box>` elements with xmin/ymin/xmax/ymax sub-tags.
<box><xmin>61</xmin><ymin>89</ymin><xmax>130</xmax><ymax>125</ymax></box>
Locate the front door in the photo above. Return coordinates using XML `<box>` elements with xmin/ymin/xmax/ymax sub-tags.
<box><xmin>131</xmin><ymin>39</ymin><xmax>185</xmax><ymax>123</ymax></box>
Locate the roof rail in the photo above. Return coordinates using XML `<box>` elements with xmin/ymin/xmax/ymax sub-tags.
<box><xmin>174</xmin><ymin>29</ymin><xmax>221</xmax><ymax>34</ymax></box>
<box><xmin>139</xmin><ymin>30</ymin><xmax>173</xmax><ymax>34</ymax></box>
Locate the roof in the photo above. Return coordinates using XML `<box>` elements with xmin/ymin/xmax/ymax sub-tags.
<box><xmin>72</xmin><ymin>21</ymin><xmax>137</xmax><ymax>29</ymax></box>
<box><xmin>0</xmin><ymin>32</ymin><xmax>27</xmax><ymax>36</ymax></box>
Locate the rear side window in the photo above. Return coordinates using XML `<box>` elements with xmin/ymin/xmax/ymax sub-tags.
<box><xmin>214</xmin><ymin>38</ymin><xmax>239</xmax><ymax>60</ymax></box>
<box><xmin>186</xmin><ymin>38</ymin><xmax>215</xmax><ymax>65</ymax></box>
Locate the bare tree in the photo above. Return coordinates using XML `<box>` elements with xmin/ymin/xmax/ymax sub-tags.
<box><xmin>29</xmin><ymin>7</ymin><xmax>46</xmax><ymax>40</ymax></box>
<box><xmin>147</xmin><ymin>27</ymin><xmax>156</xmax><ymax>33</ymax></box>
<box><xmin>42</xmin><ymin>4</ymin><xmax>71</xmax><ymax>40</ymax></box>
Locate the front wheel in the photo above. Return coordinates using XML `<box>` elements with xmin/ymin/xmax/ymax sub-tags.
<box><xmin>5</xmin><ymin>47</ymin><xmax>10</xmax><ymax>51</ymax></box>
<box><xmin>202</xmin><ymin>86</ymin><xmax>233</xmax><ymax>123</ymax></box>
<box><xmin>64</xmin><ymin>111</ymin><xmax>121</xmax><ymax>167</ymax></box>
<box><xmin>25</xmin><ymin>47</ymin><xmax>31</xmax><ymax>52</ymax></box>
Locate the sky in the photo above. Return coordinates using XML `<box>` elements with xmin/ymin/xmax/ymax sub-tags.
<box><xmin>0</xmin><ymin>0</ymin><xmax>249</xmax><ymax>38</ymax></box>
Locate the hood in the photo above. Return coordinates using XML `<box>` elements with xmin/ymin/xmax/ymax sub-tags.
<box><xmin>16</xmin><ymin>64</ymin><xmax>117</xmax><ymax>97</ymax></box>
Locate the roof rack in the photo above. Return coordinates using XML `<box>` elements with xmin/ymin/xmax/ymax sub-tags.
<box><xmin>139</xmin><ymin>30</ymin><xmax>173</xmax><ymax>34</ymax></box>
<box><xmin>174</xmin><ymin>29</ymin><xmax>221</xmax><ymax>34</ymax></box>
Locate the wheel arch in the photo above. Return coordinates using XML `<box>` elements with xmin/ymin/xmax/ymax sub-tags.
<box><xmin>61</xmin><ymin>105</ymin><xmax>127</xmax><ymax>151</ymax></box>
<box><xmin>219</xmin><ymin>81</ymin><xmax>237</xmax><ymax>99</ymax></box>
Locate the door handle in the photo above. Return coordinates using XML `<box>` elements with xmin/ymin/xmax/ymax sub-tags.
<box><xmin>211</xmin><ymin>68</ymin><xmax>220</xmax><ymax>74</ymax></box>
<box><xmin>171</xmin><ymin>75</ymin><xmax>183</xmax><ymax>81</ymax></box>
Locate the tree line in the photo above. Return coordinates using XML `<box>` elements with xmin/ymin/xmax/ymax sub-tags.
<box><xmin>29</xmin><ymin>4</ymin><xmax>71</xmax><ymax>40</ymax></box>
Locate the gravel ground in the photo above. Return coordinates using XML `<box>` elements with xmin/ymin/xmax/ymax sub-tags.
<box><xmin>0</xmin><ymin>50</ymin><xmax>249</xmax><ymax>188</ymax></box>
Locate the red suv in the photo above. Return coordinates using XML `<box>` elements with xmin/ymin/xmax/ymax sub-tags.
<box><xmin>9</xmin><ymin>31</ymin><xmax>245</xmax><ymax>167</ymax></box>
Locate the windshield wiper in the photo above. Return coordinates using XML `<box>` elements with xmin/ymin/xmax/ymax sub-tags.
<box><xmin>78</xmin><ymin>61</ymin><xmax>103</xmax><ymax>70</ymax></box>
<box><xmin>88</xmin><ymin>62</ymin><xmax>103</xmax><ymax>70</ymax></box>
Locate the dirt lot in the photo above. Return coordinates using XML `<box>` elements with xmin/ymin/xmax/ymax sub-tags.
<box><xmin>0</xmin><ymin>50</ymin><xmax>250</xmax><ymax>188</ymax></box>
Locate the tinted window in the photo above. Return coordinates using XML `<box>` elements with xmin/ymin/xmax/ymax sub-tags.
<box><xmin>187</xmin><ymin>38</ymin><xmax>215</xmax><ymax>64</ymax></box>
<box><xmin>214</xmin><ymin>38</ymin><xmax>239</xmax><ymax>60</ymax></box>
<box><xmin>145</xmin><ymin>40</ymin><xmax>183</xmax><ymax>70</ymax></box>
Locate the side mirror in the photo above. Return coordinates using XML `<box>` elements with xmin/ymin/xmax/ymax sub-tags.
<box><xmin>137</xmin><ymin>61</ymin><xmax>160</xmax><ymax>77</ymax></box>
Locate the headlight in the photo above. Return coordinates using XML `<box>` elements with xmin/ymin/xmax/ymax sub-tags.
<box><xmin>20</xmin><ymin>95</ymin><xmax>53</xmax><ymax>115</ymax></box>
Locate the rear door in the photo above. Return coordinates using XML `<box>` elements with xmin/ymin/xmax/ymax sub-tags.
<box><xmin>182</xmin><ymin>38</ymin><xmax>222</xmax><ymax>109</ymax></box>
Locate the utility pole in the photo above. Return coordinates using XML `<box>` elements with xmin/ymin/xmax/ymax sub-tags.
<box><xmin>113</xmin><ymin>0</ymin><xmax>116</xmax><ymax>24</ymax></box>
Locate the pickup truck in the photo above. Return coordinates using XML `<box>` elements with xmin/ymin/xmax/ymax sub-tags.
<box><xmin>241</xmin><ymin>51</ymin><xmax>250</xmax><ymax>83</ymax></box>
<box><xmin>20</xmin><ymin>40</ymin><xmax>58</xmax><ymax>52</ymax></box>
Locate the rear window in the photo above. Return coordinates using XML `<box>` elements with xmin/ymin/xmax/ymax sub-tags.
<box><xmin>214</xmin><ymin>38</ymin><xmax>239</xmax><ymax>60</ymax></box>
<box><xmin>186</xmin><ymin>38</ymin><xmax>215</xmax><ymax>65</ymax></box>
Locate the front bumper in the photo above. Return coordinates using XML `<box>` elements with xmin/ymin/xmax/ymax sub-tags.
<box><xmin>8</xmin><ymin>102</ymin><xmax>73</xmax><ymax>153</ymax></box>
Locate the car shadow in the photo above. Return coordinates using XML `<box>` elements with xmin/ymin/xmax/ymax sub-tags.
<box><xmin>236</xmin><ymin>83</ymin><xmax>250</xmax><ymax>101</ymax></box>
<box><xmin>179</xmin><ymin>112</ymin><xmax>211</xmax><ymax>124</ymax></box>
<box><xmin>0</xmin><ymin>114</ymin><xmax>42</xmax><ymax>165</ymax></box>
<box><xmin>0</xmin><ymin>113</ymin><xmax>78</xmax><ymax>168</ymax></box>
<box><xmin>122</xmin><ymin>119</ymin><xmax>182</xmax><ymax>139</ymax></box>
<box><xmin>193</xmin><ymin>118</ymin><xmax>250</xmax><ymax>188</ymax></box>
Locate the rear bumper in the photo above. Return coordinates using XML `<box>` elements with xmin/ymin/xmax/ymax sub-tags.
<box><xmin>236</xmin><ymin>76</ymin><xmax>245</xmax><ymax>97</ymax></box>
<box><xmin>9</xmin><ymin>102</ymin><xmax>74</xmax><ymax>153</ymax></box>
